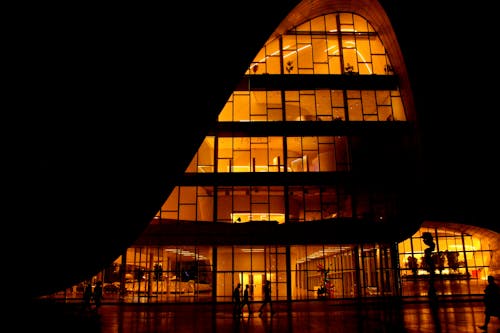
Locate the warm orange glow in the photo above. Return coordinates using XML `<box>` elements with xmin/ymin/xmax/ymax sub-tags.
<box><xmin>231</xmin><ymin>213</ymin><xmax>285</xmax><ymax>224</ymax></box>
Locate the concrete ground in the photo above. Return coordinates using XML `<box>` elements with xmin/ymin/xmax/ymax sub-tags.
<box><xmin>20</xmin><ymin>296</ymin><xmax>500</xmax><ymax>333</ymax></box>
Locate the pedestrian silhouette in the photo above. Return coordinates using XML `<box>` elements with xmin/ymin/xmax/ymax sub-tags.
<box><xmin>82</xmin><ymin>282</ymin><xmax>93</xmax><ymax>311</ymax></box>
<box><xmin>241</xmin><ymin>284</ymin><xmax>253</xmax><ymax>316</ymax></box>
<box><xmin>232</xmin><ymin>283</ymin><xmax>242</xmax><ymax>318</ymax></box>
<box><xmin>407</xmin><ymin>256</ymin><xmax>418</xmax><ymax>277</ymax></box>
<box><xmin>93</xmin><ymin>280</ymin><xmax>104</xmax><ymax>311</ymax></box>
<box><xmin>258</xmin><ymin>280</ymin><xmax>274</xmax><ymax>316</ymax></box>
<box><xmin>478</xmin><ymin>275</ymin><xmax>500</xmax><ymax>330</ymax></box>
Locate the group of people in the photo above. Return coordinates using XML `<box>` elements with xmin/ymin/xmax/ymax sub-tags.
<box><xmin>233</xmin><ymin>280</ymin><xmax>274</xmax><ymax>318</ymax></box>
<box><xmin>83</xmin><ymin>280</ymin><xmax>104</xmax><ymax>312</ymax></box>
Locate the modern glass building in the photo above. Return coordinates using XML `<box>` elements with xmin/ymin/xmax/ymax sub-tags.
<box><xmin>44</xmin><ymin>5</ymin><xmax>499</xmax><ymax>304</ymax></box>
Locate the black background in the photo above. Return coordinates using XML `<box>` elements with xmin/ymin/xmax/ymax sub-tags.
<box><xmin>382</xmin><ymin>0</ymin><xmax>498</xmax><ymax>229</ymax></box>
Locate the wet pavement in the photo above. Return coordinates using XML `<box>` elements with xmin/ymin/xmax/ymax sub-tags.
<box><xmin>23</xmin><ymin>296</ymin><xmax>500</xmax><ymax>333</ymax></box>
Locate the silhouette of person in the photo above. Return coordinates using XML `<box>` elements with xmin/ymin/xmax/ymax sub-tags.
<box><xmin>93</xmin><ymin>280</ymin><xmax>104</xmax><ymax>311</ymax></box>
<box><xmin>83</xmin><ymin>282</ymin><xmax>93</xmax><ymax>311</ymax></box>
<box><xmin>407</xmin><ymin>256</ymin><xmax>418</xmax><ymax>277</ymax></box>
<box><xmin>478</xmin><ymin>275</ymin><xmax>500</xmax><ymax>330</ymax></box>
<box><xmin>232</xmin><ymin>283</ymin><xmax>242</xmax><ymax>318</ymax></box>
<box><xmin>241</xmin><ymin>284</ymin><xmax>253</xmax><ymax>315</ymax></box>
<box><xmin>258</xmin><ymin>280</ymin><xmax>274</xmax><ymax>316</ymax></box>
<box><xmin>422</xmin><ymin>232</ymin><xmax>436</xmax><ymax>297</ymax></box>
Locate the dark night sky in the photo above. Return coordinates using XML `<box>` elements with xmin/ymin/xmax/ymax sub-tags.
<box><xmin>381</xmin><ymin>1</ymin><xmax>499</xmax><ymax>230</ymax></box>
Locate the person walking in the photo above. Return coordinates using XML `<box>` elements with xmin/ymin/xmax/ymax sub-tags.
<box><xmin>258</xmin><ymin>280</ymin><xmax>274</xmax><ymax>316</ymax></box>
<box><xmin>82</xmin><ymin>281</ymin><xmax>93</xmax><ymax>312</ymax></box>
<box><xmin>241</xmin><ymin>284</ymin><xmax>253</xmax><ymax>316</ymax></box>
<box><xmin>232</xmin><ymin>283</ymin><xmax>242</xmax><ymax>318</ymax></box>
<box><xmin>93</xmin><ymin>280</ymin><xmax>104</xmax><ymax>311</ymax></box>
<box><xmin>478</xmin><ymin>275</ymin><xmax>500</xmax><ymax>330</ymax></box>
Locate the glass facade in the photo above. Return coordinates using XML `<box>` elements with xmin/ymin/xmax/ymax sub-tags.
<box><xmin>398</xmin><ymin>225</ymin><xmax>495</xmax><ymax>297</ymax></box>
<box><xmin>41</xmin><ymin>12</ymin><xmax>496</xmax><ymax>303</ymax></box>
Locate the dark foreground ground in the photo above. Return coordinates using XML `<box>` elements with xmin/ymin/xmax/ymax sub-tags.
<box><xmin>17</xmin><ymin>296</ymin><xmax>500</xmax><ymax>333</ymax></box>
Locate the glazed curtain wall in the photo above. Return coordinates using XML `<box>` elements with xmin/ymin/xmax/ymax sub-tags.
<box><xmin>218</xmin><ymin>11</ymin><xmax>406</xmax><ymax>123</ymax></box>
<box><xmin>398</xmin><ymin>227</ymin><xmax>494</xmax><ymax>281</ymax></box>
<box><xmin>54</xmin><ymin>243</ymin><xmax>397</xmax><ymax>303</ymax></box>
<box><xmin>244</xmin><ymin>13</ymin><xmax>394</xmax><ymax>77</ymax></box>
<box><xmin>184</xmin><ymin>136</ymin><xmax>350</xmax><ymax>174</ymax></box>
<box><xmin>46</xmin><ymin>226</ymin><xmax>495</xmax><ymax>302</ymax></box>
<box><xmin>156</xmin><ymin>178</ymin><xmax>398</xmax><ymax>223</ymax></box>
<box><xmin>157</xmin><ymin>185</ymin><xmax>357</xmax><ymax>223</ymax></box>
<box><xmin>158</xmin><ymin>131</ymin><xmax>400</xmax><ymax>223</ymax></box>
<box><xmin>219</xmin><ymin>89</ymin><xmax>405</xmax><ymax>123</ymax></box>
<box><xmin>155</xmin><ymin>11</ymin><xmax>407</xmax><ymax>223</ymax></box>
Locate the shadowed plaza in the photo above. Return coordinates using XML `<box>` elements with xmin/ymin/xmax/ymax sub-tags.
<box><xmin>26</xmin><ymin>296</ymin><xmax>500</xmax><ymax>333</ymax></box>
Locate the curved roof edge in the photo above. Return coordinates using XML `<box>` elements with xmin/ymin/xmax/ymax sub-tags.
<box><xmin>422</xmin><ymin>220</ymin><xmax>500</xmax><ymax>278</ymax></box>
<box><xmin>267</xmin><ymin>0</ymin><xmax>415</xmax><ymax>123</ymax></box>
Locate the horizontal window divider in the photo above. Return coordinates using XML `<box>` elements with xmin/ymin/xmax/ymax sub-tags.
<box><xmin>178</xmin><ymin>171</ymin><xmax>413</xmax><ymax>187</ymax></box>
<box><xmin>136</xmin><ymin>219</ymin><xmax>414</xmax><ymax>246</ymax></box>
<box><xmin>210</xmin><ymin>121</ymin><xmax>415</xmax><ymax>137</ymax></box>
<box><xmin>235</xmin><ymin>74</ymin><xmax>399</xmax><ymax>91</ymax></box>
<box><xmin>179</xmin><ymin>171</ymin><xmax>350</xmax><ymax>186</ymax></box>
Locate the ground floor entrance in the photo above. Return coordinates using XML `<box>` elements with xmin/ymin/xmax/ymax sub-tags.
<box><xmin>43</xmin><ymin>222</ymin><xmax>497</xmax><ymax>303</ymax></box>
